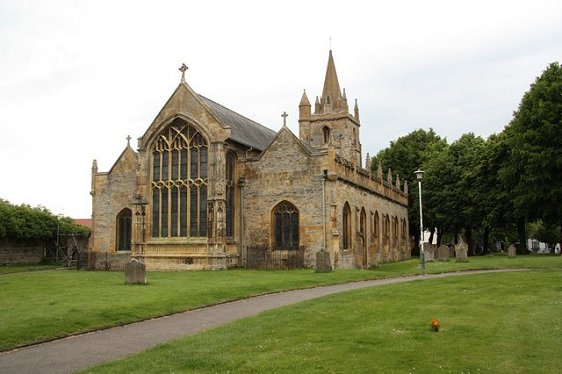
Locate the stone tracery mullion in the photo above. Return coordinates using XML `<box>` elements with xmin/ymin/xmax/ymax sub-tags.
<box><xmin>151</xmin><ymin>119</ymin><xmax>208</xmax><ymax>238</ymax></box>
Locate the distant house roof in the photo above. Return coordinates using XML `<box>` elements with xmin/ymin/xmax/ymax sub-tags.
<box><xmin>73</xmin><ymin>219</ymin><xmax>92</xmax><ymax>229</ymax></box>
<box><xmin>198</xmin><ymin>95</ymin><xmax>276</xmax><ymax>151</ymax></box>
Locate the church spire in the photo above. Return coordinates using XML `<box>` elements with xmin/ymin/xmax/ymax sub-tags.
<box><xmin>321</xmin><ymin>50</ymin><xmax>342</xmax><ymax>113</ymax></box>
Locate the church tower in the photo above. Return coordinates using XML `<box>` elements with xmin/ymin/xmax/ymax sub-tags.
<box><xmin>298</xmin><ymin>50</ymin><xmax>362</xmax><ymax>167</ymax></box>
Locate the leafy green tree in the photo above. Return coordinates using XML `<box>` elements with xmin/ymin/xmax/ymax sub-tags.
<box><xmin>370</xmin><ymin>129</ymin><xmax>447</xmax><ymax>253</ymax></box>
<box><xmin>423</xmin><ymin>133</ymin><xmax>487</xmax><ymax>252</ymax></box>
<box><xmin>0</xmin><ymin>199</ymin><xmax>89</xmax><ymax>240</ymax></box>
<box><xmin>528</xmin><ymin>220</ymin><xmax>561</xmax><ymax>248</ymax></box>
<box><xmin>502</xmin><ymin>62</ymin><xmax>562</xmax><ymax>251</ymax></box>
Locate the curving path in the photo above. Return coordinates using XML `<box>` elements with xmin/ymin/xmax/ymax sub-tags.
<box><xmin>0</xmin><ymin>269</ymin><xmax>524</xmax><ymax>374</ymax></box>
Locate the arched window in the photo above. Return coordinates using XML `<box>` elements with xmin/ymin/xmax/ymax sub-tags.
<box><xmin>225</xmin><ymin>152</ymin><xmax>236</xmax><ymax>238</ymax></box>
<box><xmin>374</xmin><ymin>211</ymin><xmax>379</xmax><ymax>239</ymax></box>
<box><xmin>385</xmin><ymin>215</ymin><xmax>390</xmax><ymax>244</ymax></box>
<box><xmin>151</xmin><ymin>118</ymin><xmax>208</xmax><ymax>238</ymax></box>
<box><xmin>343</xmin><ymin>203</ymin><xmax>352</xmax><ymax>250</ymax></box>
<box><xmin>273</xmin><ymin>201</ymin><xmax>299</xmax><ymax>250</ymax></box>
<box><xmin>117</xmin><ymin>208</ymin><xmax>132</xmax><ymax>251</ymax></box>
<box><xmin>360</xmin><ymin>208</ymin><xmax>366</xmax><ymax>238</ymax></box>
<box><xmin>323</xmin><ymin>126</ymin><xmax>330</xmax><ymax>144</ymax></box>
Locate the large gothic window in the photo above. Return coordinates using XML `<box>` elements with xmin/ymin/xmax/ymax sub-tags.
<box><xmin>151</xmin><ymin>118</ymin><xmax>208</xmax><ymax>238</ymax></box>
<box><xmin>273</xmin><ymin>201</ymin><xmax>299</xmax><ymax>250</ymax></box>
<box><xmin>117</xmin><ymin>208</ymin><xmax>132</xmax><ymax>251</ymax></box>
<box><xmin>225</xmin><ymin>152</ymin><xmax>236</xmax><ymax>238</ymax></box>
<box><xmin>343</xmin><ymin>203</ymin><xmax>351</xmax><ymax>250</ymax></box>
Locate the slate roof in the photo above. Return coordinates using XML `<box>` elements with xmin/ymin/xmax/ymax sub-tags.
<box><xmin>198</xmin><ymin>95</ymin><xmax>276</xmax><ymax>151</ymax></box>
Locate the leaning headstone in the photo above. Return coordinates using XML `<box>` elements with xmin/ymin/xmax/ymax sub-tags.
<box><xmin>315</xmin><ymin>250</ymin><xmax>332</xmax><ymax>273</ymax></box>
<box><xmin>455</xmin><ymin>241</ymin><xmax>468</xmax><ymax>262</ymax></box>
<box><xmin>508</xmin><ymin>244</ymin><xmax>517</xmax><ymax>258</ymax></box>
<box><xmin>423</xmin><ymin>242</ymin><xmax>434</xmax><ymax>262</ymax></box>
<box><xmin>125</xmin><ymin>258</ymin><xmax>147</xmax><ymax>285</ymax></box>
<box><xmin>438</xmin><ymin>244</ymin><xmax>450</xmax><ymax>261</ymax></box>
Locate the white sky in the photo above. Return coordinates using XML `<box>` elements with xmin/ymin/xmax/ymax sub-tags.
<box><xmin>1</xmin><ymin>0</ymin><xmax>561</xmax><ymax>218</ymax></box>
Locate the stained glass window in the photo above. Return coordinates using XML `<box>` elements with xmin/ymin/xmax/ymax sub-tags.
<box><xmin>151</xmin><ymin>118</ymin><xmax>208</xmax><ymax>238</ymax></box>
<box><xmin>273</xmin><ymin>201</ymin><xmax>299</xmax><ymax>250</ymax></box>
<box><xmin>117</xmin><ymin>208</ymin><xmax>132</xmax><ymax>251</ymax></box>
<box><xmin>343</xmin><ymin>203</ymin><xmax>351</xmax><ymax>250</ymax></box>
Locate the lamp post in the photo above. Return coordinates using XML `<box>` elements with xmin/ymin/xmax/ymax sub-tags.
<box><xmin>414</xmin><ymin>169</ymin><xmax>425</xmax><ymax>275</ymax></box>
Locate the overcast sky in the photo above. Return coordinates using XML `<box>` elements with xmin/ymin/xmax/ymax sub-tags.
<box><xmin>1</xmin><ymin>0</ymin><xmax>561</xmax><ymax>218</ymax></box>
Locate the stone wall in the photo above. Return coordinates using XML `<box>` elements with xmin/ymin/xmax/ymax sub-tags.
<box><xmin>91</xmin><ymin>147</ymin><xmax>138</xmax><ymax>253</ymax></box>
<box><xmin>244</xmin><ymin>128</ymin><xmax>328</xmax><ymax>267</ymax></box>
<box><xmin>322</xmin><ymin>176</ymin><xmax>408</xmax><ymax>269</ymax></box>
<box><xmin>0</xmin><ymin>238</ymin><xmax>44</xmax><ymax>265</ymax></box>
<box><xmin>88</xmin><ymin>251</ymin><xmax>131</xmax><ymax>270</ymax></box>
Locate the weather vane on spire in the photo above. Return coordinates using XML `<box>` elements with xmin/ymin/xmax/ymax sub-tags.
<box><xmin>179</xmin><ymin>63</ymin><xmax>188</xmax><ymax>82</ymax></box>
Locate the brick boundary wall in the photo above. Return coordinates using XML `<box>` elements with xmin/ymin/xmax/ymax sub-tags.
<box><xmin>0</xmin><ymin>238</ymin><xmax>44</xmax><ymax>265</ymax></box>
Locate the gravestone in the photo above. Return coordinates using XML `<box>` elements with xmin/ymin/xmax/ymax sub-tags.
<box><xmin>125</xmin><ymin>258</ymin><xmax>147</xmax><ymax>285</ymax></box>
<box><xmin>315</xmin><ymin>250</ymin><xmax>332</xmax><ymax>273</ymax></box>
<box><xmin>438</xmin><ymin>244</ymin><xmax>450</xmax><ymax>261</ymax></box>
<box><xmin>508</xmin><ymin>244</ymin><xmax>517</xmax><ymax>258</ymax></box>
<box><xmin>423</xmin><ymin>242</ymin><xmax>434</xmax><ymax>262</ymax></box>
<box><xmin>455</xmin><ymin>241</ymin><xmax>468</xmax><ymax>262</ymax></box>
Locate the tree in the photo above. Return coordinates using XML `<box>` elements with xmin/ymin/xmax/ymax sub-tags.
<box><xmin>423</xmin><ymin>133</ymin><xmax>487</xmax><ymax>252</ymax></box>
<box><xmin>370</xmin><ymin>129</ymin><xmax>447</xmax><ymax>253</ymax></box>
<box><xmin>0</xmin><ymin>199</ymin><xmax>89</xmax><ymax>240</ymax></box>
<box><xmin>502</xmin><ymin>62</ymin><xmax>562</xmax><ymax>250</ymax></box>
<box><xmin>528</xmin><ymin>220</ymin><xmax>561</xmax><ymax>248</ymax></box>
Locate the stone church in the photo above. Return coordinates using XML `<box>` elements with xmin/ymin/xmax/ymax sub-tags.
<box><xmin>90</xmin><ymin>50</ymin><xmax>410</xmax><ymax>270</ymax></box>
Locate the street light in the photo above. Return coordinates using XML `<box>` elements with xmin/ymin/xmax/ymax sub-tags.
<box><xmin>414</xmin><ymin>169</ymin><xmax>425</xmax><ymax>275</ymax></box>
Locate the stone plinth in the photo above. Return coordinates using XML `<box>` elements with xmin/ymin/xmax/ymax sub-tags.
<box><xmin>455</xmin><ymin>242</ymin><xmax>468</xmax><ymax>262</ymax></box>
<box><xmin>125</xmin><ymin>258</ymin><xmax>147</xmax><ymax>284</ymax></box>
<box><xmin>508</xmin><ymin>244</ymin><xmax>517</xmax><ymax>258</ymax></box>
<box><xmin>315</xmin><ymin>250</ymin><xmax>332</xmax><ymax>273</ymax></box>
<box><xmin>423</xmin><ymin>242</ymin><xmax>434</xmax><ymax>262</ymax></box>
<box><xmin>438</xmin><ymin>244</ymin><xmax>450</xmax><ymax>261</ymax></box>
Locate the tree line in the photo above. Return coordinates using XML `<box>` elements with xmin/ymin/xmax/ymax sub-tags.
<box><xmin>370</xmin><ymin>62</ymin><xmax>562</xmax><ymax>254</ymax></box>
<box><xmin>0</xmin><ymin>199</ymin><xmax>90</xmax><ymax>240</ymax></box>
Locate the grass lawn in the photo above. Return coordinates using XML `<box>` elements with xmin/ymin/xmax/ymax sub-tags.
<box><xmin>1</xmin><ymin>255</ymin><xmax>560</xmax><ymax>352</ymax></box>
<box><xmin>83</xmin><ymin>270</ymin><xmax>562</xmax><ymax>373</ymax></box>
<box><xmin>0</xmin><ymin>264</ymin><xmax>60</xmax><ymax>275</ymax></box>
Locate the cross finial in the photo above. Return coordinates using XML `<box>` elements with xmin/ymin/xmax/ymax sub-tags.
<box><xmin>126</xmin><ymin>135</ymin><xmax>132</xmax><ymax>147</ymax></box>
<box><xmin>179</xmin><ymin>63</ymin><xmax>188</xmax><ymax>82</ymax></box>
<box><xmin>281</xmin><ymin>111</ymin><xmax>288</xmax><ymax>127</ymax></box>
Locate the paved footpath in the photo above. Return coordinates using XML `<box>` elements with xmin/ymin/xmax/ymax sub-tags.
<box><xmin>0</xmin><ymin>269</ymin><xmax>523</xmax><ymax>374</ymax></box>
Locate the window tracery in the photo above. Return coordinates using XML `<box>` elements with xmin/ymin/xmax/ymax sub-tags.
<box><xmin>151</xmin><ymin>118</ymin><xmax>208</xmax><ymax>238</ymax></box>
<box><xmin>273</xmin><ymin>201</ymin><xmax>299</xmax><ymax>250</ymax></box>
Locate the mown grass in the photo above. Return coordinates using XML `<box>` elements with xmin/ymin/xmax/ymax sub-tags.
<box><xmin>83</xmin><ymin>270</ymin><xmax>562</xmax><ymax>373</ymax></box>
<box><xmin>1</xmin><ymin>255</ymin><xmax>560</xmax><ymax>352</ymax></box>
<box><xmin>0</xmin><ymin>264</ymin><xmax>60</xmax><ymax>275</ymax></box>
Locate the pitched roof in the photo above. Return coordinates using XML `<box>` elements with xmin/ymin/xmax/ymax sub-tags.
<box><xmin>198</xmin><ymin>95</ymin><xmax>276</xmax><ymax>151</ymax></box>
<box><xmin>73</xmin><ymin>219</ymin><xmax>92</xmax><ymax>228</ymax></box>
